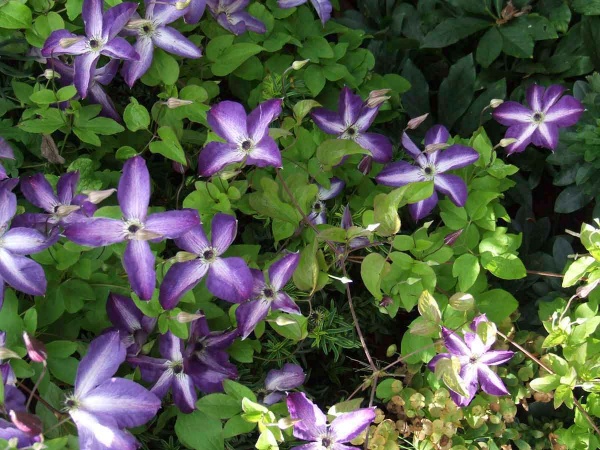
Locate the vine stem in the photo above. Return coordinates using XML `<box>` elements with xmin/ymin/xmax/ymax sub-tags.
<box><xmin>25</xmin><ymin>363</ymin><xmax>46</xmax><ymax>410</ymax></box>
<box><xmin>17</xmin><ymin>383</ymin><xmax>67</xmax><ymax>419</ymax></box>
<box><xmin>497</xmin><ymin>329</ymin><xmax>600</xmax><ymax>437</ymax></box>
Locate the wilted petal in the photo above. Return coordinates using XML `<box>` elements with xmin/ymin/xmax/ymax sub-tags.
<box><xmin>329</xmin><ymin>408</ymin><xmax>376</xmax><ymax>442</ymax></box>
<box><xmin>247</xmin><ymin>137</ymin><xmax>282</xmax><ymax>168</ymax></box>
<box><xmin>236</xmin><ymin>299</ymin><xmax>271</xmax><ymax>340</ymax></box>
<box><xmin>2</xmin><ymin>228</ymin><xmax>51</xmax><ymax>255</ymax></box>
<box><xmin>531</xmin><ymin>122</ymin><xmax>559</xmax><ymax>150</ymax></box>
<box><xmin>102</xmin><ymin>2</ymin><xmax>138</xmax><ymax>39</ymax></box>
<box><xmin>478</xmin><ymin>350</ymin><xmax>514</xmax><ymax>366</ymax></box>
<box><xmin>74</xmin><ymin>51</ymin><xmax>100</xmax><ymax>98</ymax></box>
<box><xmin>504</xmin><ymin>123</ymin><xmax>537</xmax><ymax>154</ymax></box>
<box><xmin>526</xmin><ymin>84</ymin><xmax>544</xmax><ymax>112</ymax></box>
<box><xmin>262</xmin><ymin>392</ymin><xmax>284</xmax><ymax>405</ymax></box>
<box><xmin>247</xmin><ymin>99</ymin><xmax>283</xmax><ymax>142</ymax></box>
<box><xmin>424</xmin><ymin>125</ymin><xmax>450</xmax><ymax>146</ymax></box>
<box><xmin>318</xmin><ymin>177</ymin><xmax>345</xmax><ymax>200</ymax></box>
<box><xmin>64</xmin><ymin>218</ymin><xmax>125</xmax><ymax>246</ymax></box>
<box><xmin>435</xmin><ymin>174</ymin><xmax>467</xmax><ymax>207</ymax></box>
<box><xmin>309</xmin><ymin>0</ymin><xmax>332</xmax><ymax>24</ymax></box>
<box><xmin>0</xmin><ymin>250</ymin><xmax>46</xmax><ymax>297</ymax></box>
<box><xmin>492</xmin><ymin>102</ymin><xmax>533</xmax><ymax>126</ymax></box>
<box><xmin>119</xmin><ymin>156</ymin><xmax>150</xmax><ymax>221</ymax></box>
<box><xmin>375</xmin><ymin>161</ymin><xmax>422</xmax><ymax>187</ymax></box>
<box><xmin>311</xmin><ymin>109</ymin><xmax>345</xmax><ymax>135</ymax></box>
<box><xmin>83</xmin><ymin>0</ymin><xmax>103</xmax><ymax>37</ymax></box>
<box><xmin>544</xmin><ymin>95</ymin><xmax>584</xmax><ymax>128</ymax></box>
<box><xmin>477</xmin><ymin>364</ymin><xmax>509</xmax><ymax>396</ymax></box>
<box><xmin>207</xmin><ymin>257</ymin><xmax>253</xmax><ymax>303</ymax></box>
<box><xmin>269</xmin><ymin>253</ymin><xmax>300</xmax><ymax>291</ymax></box>
<box><xmin>175</xmin><ymin>225</ymin><xmax>210</xmax><ymax>254</ymax></box>
<box><xmin>20</xmin><ymin>173</ymin><xmax>58</xmax><ymax>211</ymax></box>
<box><xmin>338</xmin><ymin>87</ymin><xmax>362</xmax><ymax>128</ymax></box>
<box><xmin>172</xmin><ymin>373</ymin><xmax>197</xmax><ymax>413</ymax></box>
<box><xmin>208</xmin><ymin>101</ymin><xmax>248</xmax><ymax>143</ymax></box>
<box><xmin>265</xmin><ymin>363</ymin><xmax>305</xmax><ymax>391</ymax></box>
<box><xmin>198</xmin><ymin>142</ymin><xmax>244</xmax><ymax>177</ymax></box>
<box><xmin>434</xmin><ymin>145</ymin><xmax>479</xmax><ymax>172</ymax></box>
<box><xmin>159</xmin><ymin>260</ymin><xmax>208</xmax><ymax>310</ymax></box>
<box><xmin>441</xmin><ymin>327</ymin><xmax>470</xmax><ymax>357</ymax></box>
<box><xmin>106</xmin><ymin>293</ymin><xmax>143</xmax><ymax>334</ymax></box>
<box><xmin>81</xmin><ymin>377</ymin><xmax>161</xmax><ymax>427</ymax></box>
<box><xmin>286</xmin><ymin>392</ymin><xmax>327</xmax><ymax>441</ymax></box>
<box><xmin>354</xmin><ymin>132</ymin><xmax>392</xmax><ymax>163</ymax></box>
<box><xmin>408</xmin><ymin>191</ymin><xmax>438</xmax><ymax>221</ymax></box>
<box><xmin>123</xmin><ymin>240</ymin><xmax>156</xmax><ymax>300</ymax></box>
<box><xmin>70</xmin><ymin>410</ymin><xmax>139</xmax><ymax>450</ymax></box>
<box><xmin>210</xmin><ymin>213</ymin><xmax>238</xmax><ymax>254</ymax></box>
<box><xmin>542</xmin><ymin>85</ymin><xmax>566</xmax><ymax>111</ymax></box>
<box><xmin>75</xmin><ymin>331</ymin><xmax>125</xmax><ymax>397</ymax></box>
<box><xmin>145</xmin><ymin>210</ymin><xmax>200</xmax><ymax>239</ymax></box>
<box><xmin>153</xmin><ymin>26</ymin><xmax>202</xmax><ymax>59</ymax></box>
<box><xmin>122</xmin><ymin>36</ymin><xmax>154</xmax><ymax>87</ymax></box>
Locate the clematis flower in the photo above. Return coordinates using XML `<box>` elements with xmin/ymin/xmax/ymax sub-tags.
<box><xmin>106</xmin><ymin>292</ymin><xmax>156</xmax><ymax>356</ymax></box>
<box><xmin>308</xmin><ymin>177</ymin><xmax>345</xmax><ymax>225</ymax></box>
<box><xmin>428</xmin><ymin>315</ymin><xmax>514</xmax><ymax>407</ymax></box>
<box><xmin>311</xmin><ymin>87</ymin><xmax>393</xmax><ymax>163</ymax></box>
<box><xmin>263</xmin><ymin>363</ymin><xmax>305</xmax><ymax>405</ymax></box>
<box><xmin>376</xmin><ymin>125</ymin><xmax>479</xmax><ymax>221</ymax></box>
<box><xmin>159</xmin><ymin>213</ymin><xmax>253</xmax><ymax>309</ymax></box>
<box><xmin>0</xmin><ymin>419</ymin><xmax>41</xmax><ymax>449</ymax></box>
<box><xmin>492</xmin><ymin>84</ymin><xmax>584</xmax><ymax>154</ymax></box>
<box><xmin>184</xmin><ymin>315</ymin><xmax>239</xmax><ymax>393</ymax></box>
<box><xmin>41</xmin><ymin>0</ymin><xmax>139</xmax><ymax>97</ymax></box>
<box><xmin>182</xmin><ymin>0</ymin><xmax>207</xmax><ymax>24</ymax></box>
<box><xmin>286</xmin><ymin>392</ymin><xmax>375</xmax><ymax>450</ymax></box>
<box><xmin>0</xmin><ymin>189</ymin><xmax>52</xmax><ymax>309</ymax></box>
<box><xmin>48</xmin><ymin>58</ymin><xmax>121</xmax><ymax>122</ymax></box>
<box><xmin>0</xmin><ymin>137</ymin><xmax>14</xmax><ymax>181</ymax></box>
<box><xmin>1</xmin><ymin>332</ymin><xmax>27</xmax><ymax>413</ymax></box>
<box><xmin>341</xmin><ymin>204</ymin><xmax>369</xmax><ymax>249</ymax></box>
<box><xmin>278</xmin><ymin>0</ymin><xmax>331</xmax><ymax>25</ymax></box>
<box><xmin>236</xmin><ymin>252</ymin><xmax>301</xmax><ymax>340</ymax></box>
<box><xmin>121</xmin><ymin>0</ymin><xmax>202</xmax><ymax>87</ymax></box>
<box><xmin>206</xmin><ymin>0</ymin><xmax>266</xmax><ymax>35</ymax></box>
<box><xmin>64</xmin><ymin>331</ymin><xmax>161</xmax><ymax>450</ymax></box>
<box><xmin>198</xmin><ymin>99</ymin><xmax>282</xmax><ymax>177</ymax></box>
<box><xmin>64</xmin><ymin>156</ymin><xmax>200</xmax><ymax>300</ymax></box>
<box><xmin>127</xmin><ymin>332</ymin><xmax>197</xmax><ymax>413</ymax></box>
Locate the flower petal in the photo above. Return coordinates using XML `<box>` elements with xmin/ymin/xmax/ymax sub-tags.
<box><xmin>123</xmin><ymin>240</ymin><xmax>156</xmax><ymax>300</ymax></box>
<box><xmin>153</xmin><ymin>26</ymin><xmax>202</xmax><ymax>59</ymax></box>
<box><xmin>435</xmin><ymin>174</ymin><xmax>468</xmax><ymax>207</ymax></box>
<box><xmin>246</xmin><ymin>137</ymin><xmax>282</xmax><ymax>169</ymax></box>
<box><xmin>424</xmin><ymin>124</ymin><xmax>450</xmax><ymax>146</ymax></box>
<box><xmin>531</xmin><ymin>122</ymin><xmax>559</xmax><ymax>150</ymax></box>
<box><xmin>0</xmin><ymin>138</ymin><xmax>14</xmax><ymax>160</ymax></box>
<box><xmin>88</xmin><ymin>83</ymin><xmax>121</xmax><ymax>122</ymax></box>
<box><xmin>544</xmin><ymin>95</ymin><xmax>584</xmax><ymax>128</ymax></box>
<box><xmin>434</xmin><ymin>145</ymin><xmax>479</xmax><ymax>172</ymax></box>
<box><xmin>145</xmin><ymin>209</ymin><xmax>200</xmax><ymax>239</ymax></box>
<box><xmin>329</xmin><ymin>408</ymin><xmax>376</xmax><ymax>443</ymax></box>
<box><xmin>106</xmin><ymin>293</ymin><xmax>143</xmax><ymax>334</ymax></box>
<box><xmin>278</xmin><ymin>0</ymin><xmax>307</xmax><ymax>6</ymax></box>
<box><xmin>20</xmin><ymin>173</ymin><xmax>58</xmax><ymax>211</ymax></box>
<box><xmin>401</xmin><ymin>132</ymin><xmax>423</xmax><ymax>160</ymax></box>
<box><xmin>159</xmin><ymin>260</ymin><xmax>208</xmax><ymax>310</ymax></box>
<box><xmin>122</xmin><ymin>36</ymin><xmax>154</xmax><ymax>88</ymax></box>
<box><xmin>159</xmin><ymin>331</ymin><xmax>184</xmax><ymax>361</ymax></box>
<box><xmin>102</xmin><ymin>2</ymin><xmax>138</xmax><ymax>39</ymax></box>
<box><xmin>542</xmin><ymin>85</ymin><xmax>566</xmax><ymax>111</ymax></box>
<box><xmin>338</xmin><ymin>87</ymin><xmax>363</xmax><ymax>128</ymax></box>
<box><xmin>70</xmin><ymin>410</ymin><xmax>139</xmax><ymax>450</ymax></box>
<box><xmin>526</xmin><ymin>84</ymin><xmax>544</xmax><ymax>111</ymax></box>
<box><xmin>272</xmin><ymin>292</ymin><xmax>301</xmax><ymax>314</ymax></box>
<box><xmin>318</xmin><ymin>177</ymin><xmax>345</xmax><ymax>201</ymax></box>
<box><xmin>441</xmin><ymin>327</ymin><xmax>470</xmax><ymax>357</ymax></box>
<box><xmin>184</xmin><ymin>0</ymin><xmax>207</xmax><ymax>23</ymax></box>
<box><xmin>269</xmin><ymin>252</ymin><xmax>300</xmax><ymax>291</ymax></box>
<box><xmin>227</xmin><ymin>11</ymin><xmax>266</xmax><ymax>34</ymax></box>
<box><xmin>95</xmin><ymin>59</ymin><xmax>120</xmax><ymax>84</ymax></box>
<box><xmin>353</xmin><ymin>105</ymin><xmax>379</xmax><ymax>132</ymax></box>
<box><xmin>172</xmin><ymin>372</ymin><xmax>197</xmax><ymax>413</ymax></box>
<box><xmin>207</xmin><ymin>101</ymin><xmax>248</xmax><ymax>143</ymax></box>
<box><xmin>198</xmin><ymin>142</ymin><xmax>244</xmax><ymax>177</ymax></box>
<box><xmin>0</xmin><ymin>189</ymin><xmax>16</xmax><ymax>230</ymax></box>
<box><xmin>504</xmin><ymin>123</ymin><xmax>537</xmax><ymax>154</ymax></box>
<box><xmin>102</xmin><ymin>37</ymin><xmax>139</xmax><ymax>60</ymax></box>
<box><xmin>354</xmin><ymin>132</ymin><xmax>392</xmax><ymax>163</ymax></box>
<box><xmin>375</xmin><ymin>161</ymin><xmax>422</xmax><ymax>187</ymax></box>
<box><xmin>286</xmin><ymin>392</ymin><xmax>327</xmax><ymax>442</ymax></box>
<box><xmin>74</xmin><ymin>51</ymin><xmax>100</xmax><ymax>98</ymax></box>
<box><xmin>265</xmin><ymin>363</ymin><xmax>305</xmax><ymax>391</ymax></box>
<box><xmin>478</xmin><ymin>350</ymin><xmax>514</xmax><ymax>366</ymax></box>
<box><xmin>210</xmin><ymin>213</ymin><xmax>238</xmax><ymax>254</ymax></box>
<box><xmin>309</xmin><ymin>0</ymin><xmax>332</xmax><ymax>24</ymax></box>
<box><xmin>81</xmin><ymin>377</ymin><xmax>161</xmax><ymax>427</ymax></box>
<box><xmin>2</xmin><ymin>228</ymin><xmax>51</xmax><ymax>255</ymax></box>
<box><xmin>477</xmin><ymin>364</ymin><xmax>509</xmax><ymax>396</ymax></box>
<box><xmin>119</xmin><ymin>156</ymin><xmax>150</xmax><ymax>221</ymax></box>
<box><xmin>42</xmin><ymin>30</ymin><xmax>88</xmax><ymax>57</ymax></box>
<box><xmin>492</xmin><ymin>101</ymin><xmax>533</xmax><ymax>126</ymax></box>
<box><xmin>57</xmin><ymin>171</ymin><xmax>80</xmax><ymax>205</ymax></box>
<box><xmin>206</xmin><ymin>257</ymin><xmax>253</xmax><ymax>303</ymax></box>
<box><xmin>83</xmin><ymin>0</ymin><xmax>103</xmax><ymax>37</ymax></box>
<box><xmin>311</xmin><ymin>108</ymin><xmax>345</xmax><ymax>135</ymax></box>
<box><xmin>247</xmin><ymin>99</ymin><xmax>283</xmax><ymax>142</ymax></box>
<box><xmin>235</xmin><ymin>299</ymin><xmax>271</xmax><ymax>339</ymax></box>
<box><xmin>0</xmin><ymin>250</ymin><xmax>46</xmax><ymax>297</ymax></box>
<box><xmin>64</xmin><ymin>218</ymin><xmax>125</xmax><ymax>246</ymax></box>
<box><xmin>175</xmin><ymin>225</ymin><xmax>210</xmax><ymax>254</ymax></box>
<box><xmin>75</xmin><ymin>331</ymin><xmax>125</xmax><ymax>397</ymax></box>
<box><xmin>408</xmin><ymin>191</ymin><xmax>438</xmax><ymax>221</ymax></box>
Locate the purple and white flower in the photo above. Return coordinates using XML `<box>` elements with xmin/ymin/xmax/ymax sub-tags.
<box><xmin>64</xmin><ymin>156</ymin><xmax>200</xmax><ymax>300</ymax></box>
<box><xmin>206</xmin><ymin>0</ymin><xmax>266</xmax><ymax>35</ymax></box>
<box><xmin>311</xmin><ymin>87</ymin><xmax>393</xmax><ymax>163</ymax></box>
<box><xmin>182</xmin><ymin>0</ymin><xmax>207</xmax><ymax>24</ymax></box>
<box><xmin>376</xmin><ymin>125</ymin><xmax>479</xmax><ymax>221</ymax></box>
<box><xmin>236</xmin><ymin>252</ymin><xmax>301</xmax><ymax>340</ymax></box>
<box><xmin>263</xmin><ymin>363</ymin><xmax>305</xmax><ymax>405</ymax></box>
<box><xmin>121</xmin><ymin>0</ymin><xmax>202</xmax><ymax>87</ymax></box>
<box><xmin>0</xmin><ymin>137</ymin><xmax>15</xmax><ymax>182</ymax></box>
<box><xmin>278</xmin><ymin>0</ymin><xmax>332</xmax><ymax>25</ymax></box>
<box><xmin>493</xmin><ymin>84</ymin><xmax>584</xmax><ymax>154</ymax></box>
<box><xmin>428</xmin><ymin>315</ymin><xmax>514</xmax><ymax>407</ymax></box>
<box><xmin>198</xmin><ymin>99</ymin><xmax>283</xmax><ymax>177</ymax></box>
<box><xmin>159</xmin><ymin>213</ymin><xmax>253</xmax><ymax>309</ymax></box>
<box><xmin>41</xmin><ymin>0</ymin><xmax>139</xmax><ymax>97</ymax></box>
<box><xmin>308</xmin><ymin>177</ymin><xmax>345</xmax><ymax>225</ymax></box>
<box><xmin>286</xmin><ymin>392</ymin><xmax>375</xmax><ymax>450</ymax></box>
<box><xmin>65</xmin><ymin>331</ymin><xmax>161</xmax><ymax>449</ymax></box>
<box><xmin>106</xmin><ymin>292</ymin><xmax>156</xmax><ymax>356</ymax></box>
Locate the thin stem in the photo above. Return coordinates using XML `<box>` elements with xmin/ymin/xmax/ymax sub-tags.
<box><xmin>526</xmin><ymin>270</ymin><xmax>565</xmax><ymax>278</ymax></box>
<box><xmin>17</xmin><ymin>383</ymin><xmax>66</xmax><ymax>419</ymax></box>
<box><xmin>25</xmin><ymin>363</ymin><xmax>46</xmax><ymax>410</ymax></box>
<box><xmin>363</xmin><ymin>372</ymin><xmax>378</xmax><ymax>450</ymax></box>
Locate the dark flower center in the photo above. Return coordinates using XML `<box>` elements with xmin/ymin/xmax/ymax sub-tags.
<box><xmin>128</xmin><ymin>224</ymin><xmax>140</xmax><ymax>233</ymax></box>
<box><xmin>263</xmin><ymin>287</ymin><xmax>274</xmax><ymax>298</ymax></box>
<box><xmin>53</xmin><ymin>205</ymin><xmax>61</xmax><ymax>213</ymax></box>
<box><xmin>321</xmin><ymin>437</ymin><xmax>332</xmax><ymax>448</ymax></box>
<box><xmin>172</xmin><ymin>363</ymin><xmax>184</xmax><ymax>374</ymax></box>
<box><xmin>65</xmin><ymin>399</ymin><xmax>76</xmax><ymax>408</ymax></box>
<box><xmin>142</xmin><ymin>25</ymin><xmax>151</xmax><ymax>33</ymax></box>
<box><xmin>89</xmin><ymin>39</ymin><xmax>99</xmax><ymax>48</ymax></box>
<box><xmin>203</xmin><ymin>249</ymin><xmax>215</xmax><ymax>260</ymax></box>
<box><xmin>533</xmin><ymin>112</ymin><xmax>543</xmax><ymax>122</ymax></box>
<box><xmin>347</xmin><ymin>127</ymin><xmax>356</xmax><ymax>136</ymax></box>
<box><xmin>313</xmin><ymin>202</ymin><xmax>322</xmax><ymax>211</ymax></box>
<box><xmin>424</xmin><ymin>167</ymin><xmax>433</xmax><ymax>175</ymax></box>
<box><xmin>241</xmin><ymin>140</ymin><xmax>252</xmax><ymax>150</ymax></box>
<box><xmin>194</xmin><ymin>341</ymin><xmax>205</xmax><ymax>355</ymax></box>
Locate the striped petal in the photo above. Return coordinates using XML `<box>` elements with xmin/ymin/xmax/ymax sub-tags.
<box><xmin>492</xmin><ymin>102</ymin><xmax>533</xmax><ymax>126</ymax></box>
<box><xmin>376</xmin><ymin>161</ymin><xmax>422</xmax><ymax>187</ymax></box>
<box><xmin>435</xmin><ymin>174</ymin><xmax>468</xmax><ymax>207</ymax></box>
<box><xmin>544</xmin><ymin>95</ymin><xmax>584</xmax><ymax>128</ymax></box>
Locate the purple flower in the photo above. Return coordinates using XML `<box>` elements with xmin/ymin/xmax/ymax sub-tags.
<box><xmin>184</xmin><ymin>315</ymin><xmax>238</xmax><ymax>393</ymax></box>
<box><xmin>159</xmin><ymin>213</ymin><xmax>253</xmax><ymax>309</ymax></box>
<box><xmin>48</xmin><ymin>58</ymin><xmax>121</xmax><ymax>122</ymax></box>
<box><xmin>128</xmin><ymin>332</ymin><xmax>197</xmax><ymax>413</ymax></box>
<box><xmin>263</xmin><ymin>363</ymin><xmax>305</xmax><ymax>405</ymax></box>
<box><xmin>311</xmin><ymin>87</ymin><xmax>392</xmax><ymax>163</ymax></box>
<box><xmin>0</xmin><ymin>419</ymin><xmax>41</xmax><ymax>449</ymax></box>
<box><xmin>182</xmin><ymin>0</ymin><xmax>207</xmax><ymax>24</ymax></box>
<box><xmin>236</xmin><ymin>252</ymin><xmax>301</xmax><ymax>340</ymax></box>
<box><xmin>278</xmin><ymin>0</ymin><xmax>332</xmax><ymax>25</ymax></box>
<box><xmin>286</xmin><ymin>392</ymin><xmax>375</xmax><ymax>450</ymax></box>
<box><xmin>0</xmin><ymin>189</ymin><xmax>52</xmax><ymax>309</ymax></box>
<box><xmin>106</xmin><ymin>292</ymin><xmax>156</xmax><ymax>356</ymax></box>
<box><xmin>206</xmin><ymin>0</ymin><xmax>266</xmax><ymax>35</ymax></box>
<box><xmin>121</xmin><ymin>0</ymin><xmax>202</xmax><ymax>87</ymax></box>
<box><xmin>64</xmin><ymin>156</ymin><xmax>200</xmax><ymax>300</ymax></box>
<box><xmin>41</xmin><ymin>0</ymin><xmax>139</xmax><ymax>97</ymax></box>
<box><xmin>198</xmin><ymin>99</ymin><xmax>282</xmax><ymax>177</ymax></box>
<box><xmin>493</xmin><ymin>84</ymin><xmax>584</xmax><ymax>154</ymax></box>
<box><xmin>65</xmin><ymin>331</ymin><xmax>161</xmax><ymax>449</ymax></box>
<box><xmin>0</xmin><ymin>332</ymin><xmax>28</xmax><ymax>414</ymax></box>
<box><xmin>376</xmin><ymin>125</ymin><xmax>479</xmax><ymax>221</ymax></box>
<box><xmin>341</xmin><ymin>204</ymin><xmax>369</xmax><ymax>249</ymax></box>
<box><xmin>428</xmin><ymin>315</ymin><xmax>514</xmax><ymax>407</ymax></box>
<box><xmin>0</xmin><ymin>137</ymin><xmax>15</xmax><ymax>182</ymax></box>
<box><xmin>308</xmin><ymin>177</ymin><xmax>345</xmax><ymax>225</ymax></box>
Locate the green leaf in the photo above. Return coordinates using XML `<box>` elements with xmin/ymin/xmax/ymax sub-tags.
<box><xmin>572</xmin><ymin>0</ymin><xmax>600</xmax><ymax>15</ymax></box>
<box><xmin>223</xmin><ymin>380</ymin><xmax>257</xmax><ymax>402</ymax></box>
<box><xmin>434</xmin><ymin>356</ymin><xmax>470</xmax><ymax>397</ymax></box>
<box><xmin>499</xmin><ymin>19</ymin><xmax>535</xmax><ymax>58</ymax></box>
<box><xmin>123</xmin><ymin>98</ymin><xmax>150</xmax><ymax>131</ymax></box>
<box><xmin>197</xmin><ymin>394</ymin><xmax>242</xmax><ymax>419</ymax></box>
<box><xmin>530</xmin><ymin>375</ymin><xmax>560</xmax><ymax>393</ymax></box>
<box><xmin>149</xmin><ymin>126</ymin><xmax>186</xmax><ymax>164</ymax></box>
<box><xmin>270</xmin><ymin>312</ymin><xmax>308</xmax><ymax>341</ymax></box>
<box><xmin>476</xmin><ymin>27</ymin><xmax>503</xmax><ymax>68</ymax></box>
<box><xmin>360</xmin><ymin>253</ymin><xmax>389</xmax><ymax>300</ymax></box>
<box><xmin>453</xmin><ymin>253</ymin><xmax>480</xmax><ymax>291</ymax></box>
<box><xmin>175</xmin><ymin>410</ymin><xmax>223</xmax><ymax>450</ymax></box>
<box><xmin>0</xmin><ymin>2</ymin><xmax>32</xmax><ymax>29</ymax></box>
<box><xmin>563</xmin><ymin>256</ymin><xmax>596</xmax><ymax>287</ymax></box>
<box><xmin>316</xmin><ymin>138</ymin><xmax>368</xmax><ymax>167</ymax></box>
<box><xmin>555</xmin><ymin>185</ymin><xmax>594</xmax><ymax>213</ymax></box>
<box><xmin>293</xmin><ymin>99</ymin><xmax>321</xmax><ymax>122</ymax></box>
<box><xmin>293</xmin><ymin>238</ymin><xmax>318</xmax><ymax>293</ymax></box>
<box><xmin>211</xmin><ymin>44</ymin><xmax>264</xmax><ymax>76</ymax></box>
<box><xmin>223</xmin><ymin>415</ymin><xmax>256</xmax><ymax>438</ymax></box>
<box><xmin>476</xmin><ymin>289</ymin><xmax>518</xmax><ymax>322</ymax></box>
<box><xmin>56</xmin><ymin>85</ymin><xmax>77</xmax><ymax>102</ymax></box>
<box><xmin>418</xmin><ymin>290</ymin><xmax>441</xmax><ymax>324</ymax></box>
<box><xmin>30</xmin><ymin>89</ymin><xmax>57</xmax><ymax>105</ymax></box>
<box><xmin>481</xmin><ymin>253</ymin><xmax>526</xmax><ymax>280</ymax></box>
<box><xmin>141</xmin><ymin>49</ymin><xmax>180</xmax><ymax>86</ymax></box>
<box><xmin>400</xmin><ymin>333</ymin><xmax>435</xmax><ymax>364</ymax></box>
<box><xmin>422</xmin><ymin>17</ymin><xmax>490</xmax><ymax>48</ymax></box>
<box><xmin>304</xmin><ymin>65</ymin><xmax>326</xmax><ymax>97</ymax></box>
<box><xmin>437</xmin><ymin>54</ymin><xmax>475</xmax><ymax>129</ymax></box>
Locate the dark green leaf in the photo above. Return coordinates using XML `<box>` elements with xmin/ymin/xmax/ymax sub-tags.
<box><xmin>438</xmin><ymin>54</ymin><xmax>475</xmax><ymax>129</ymax></box>
<box><xmin>422</xmin><ymin>17</ymin><xmax>490</xmax><ymax>48</ymax></box>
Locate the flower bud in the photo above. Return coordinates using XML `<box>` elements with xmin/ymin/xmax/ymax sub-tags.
<box><xmin>357</xmin><ymin>155</ymin><xmax>372</xmax><ymax>175</ymax></box>
<box><xmin>23</xmin><ymin>332</ymin><xmax>47</xmax><ymax>363</ymax></box>
<box><xmin>175</xmin><ymin>0</ymin><xmax>191</xmax><ymax>9</ymax></box>
<box><xmin>274</xmin><ymin>316</ymin><xmax>297</xmax><ymax>326</ymax></box>
<box><xmin>176</xmin><ymin>311</ymin><xmax>204</xmax><ymax>323</ymax></box>
<box><xmin>498</xmin><ymin>138</ymin><xmax>518</xmax><ymax>147</ymax></box>
<box><xmin>489</xmin><ymin>99</ymin><xmax>504</xmax><ymax>108</ymax></box>
<box><xmin>55</xmin><ymin>204</ymin><xmax>81</xmax><ymax>217</ymax></box>
<box><xmin>165</xmin><ymin>98</ymin><xmax>193</xmax><ymax>109</ymax></box>
<box><xmin>443</xmin><ymin>229</ymin><xmax>463</xmax><ymax>246</ymax></box>
<box><xmin>84</xmin><ymin>188</ymin><xmax>116</xmax><ymax>204</ymax></box>
<box><xmin>366</xmin><ymin>89</ymin><xmax>391</xmax><ymax>108</ymax></box>
<box><xmin>379</xmin><ymin>296</ymin><xmax>393</xmax><ymax>307</ymax></box>
<box><xmin>9</xmin><ymin>411</ymin><xmax>43</xmax><ymax>436</ymax></box>
<box><xmin>424</xmin><ymin>142</ymin><xmax>449</xmax><ymax>154</ymax></box>
<box><xmin>386</xmin><ymin>344</ymin><xmax>397</xmax><ymax>358</ymax></box>
<box><xmin>172</xmin><ymin>161</ymin><xmax>187</xmax><ymax>174</ymax></box>
<box><xmin>136</xmin><ymin>229</ymin><xmax>163</xmax><ymax>241</ymax></box>
<box><xmin>406</xmin><ymin>113</ymin><xmax>429</xmax><ymax>130</ymax></box>
<box><xmin>175</xmin><ymin>251</ymin><xmax>198</xmax><ymax>263</ymax></box>
<box><xmin>59</xmin><ymin>37</ymin><xmax>83</xmax><ymax>48</ymax></box>
<box><xmin>291</xmin><ymin>59</ymin><xmax>310</xmax><ymax>70</ymax></box>
<box><xmin>42</xmin><ymin>69</ymin><xmax>60</xmax><ymax>80</ymax></box>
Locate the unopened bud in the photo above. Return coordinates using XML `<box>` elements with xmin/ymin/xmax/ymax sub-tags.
<box><xmin>54</xmin><ymin>204</ymin><xmax>80</xmax><ymax>217</ymax></box>
<box><xmin>379</xmin><ymin>296</ymin><xmax>393</xmax><ymax>307</ymax></box>
<box><xmin>9</xmin><ymin>411</ymin><xmax>43</xmax><ymax>436</ymax></box>
<box><xmin>424</xmin><ymin>142</ymin><xmax>449</xmax><ymax>154</ymax></box>
<box><xmin>386</xmin><ymin>344</ymin><xmax>397</xmax><ymax>358</ymax></box>
<box><xmin>357</xmin><ymin>155</ymin><xmax>372</xmax><ymax>175</ymax></box>
<box><xmin>59</xmin><ymin>37</ymin><xmax>83</xmax><ymax>48</ymax></box>
<box><xmin>499</xmin><ymin>138</ymin><xmax>517</xmax><ymax>147</ymax></box>
<box><xmin>277</xmin><ymin>417</ymin><xmax>300</xmax><ymax>429</ymax></box>
<box><xmin>365</xmin><ymin>223</ymin><xmax>380</xmax><ymax>232</ymax></box>
<box><xmin>406</xmin><ymin>113</ymin><xmax>429</xmax><ymax>130</ymax></box>
<box><xmin>175</xmin><ymin>251</ymin><xmax>199</xmax><ymax>263</ymax></box>
<box><xmin>490</xmin><ymin>99</ymin><xmax>504</xmax><ymax>108</ymax></box>
<box><xmin>172</xmin><ymin>161</ymin><xmax>187</xmax><ymax>174</ymax></box>
<box><xmin>136</xmin><ymin>229</ymin><xmax>163</xmax><ymax>241</ymax></box>
<box><xmin>0</xmin><ymin>347</ymin><xmax>20</xmax><ymax>360</ymax></box>
<box><xmin>291</xmin><ymin>59</ymin><xmax>310</xmax><ymax>70</ymax></box>
<box><xmin>23</xmin><ymin>332</ymin><xmax>47</xmax><ymax>363</ymax></box>
<box><xmin>84</xmin><ymin>188</ymin><xmax>116</xmax><ymax>204</ymax></box>
<box><xmin>165</xmin><ymin>98</ymin><xmax>193</xmax><ymax>109</ymax></box>
<box><xmin>443</xmin><ymin>229</ymin><xmax>463</xmax><ymax>246</ymax></box>
<box><xmin>274</xmin><ymin>316</ymin><xmax>297</xmax><ymax>326</ymax></box>
<box><xmin>176</xmin><ymin>311</ymin><xmax>204</xmax><ymax>323</ymax></box>
<box><xmin>366</xmin><ymin>89</ymin><xmax>391</xmax><ymax>108</ymax></box>
<box><xmin>175</xmin><ymin>0</ymin><xmax>191</xmax><ymax>9</ymax></box>
<box><xmin>43</xmin><ymin>69</ymin><xmax>60</xmax><ymax>80</ymax></box>
<box><xmin>125</xmin><ymin>19</ymin><xmax>152</xmax><ymax>30</ymax></box>
<box><xmin>577</xmin><ymin>279</ymin><xmax>600</xmax><ymax>298</ymax></box>
<box><xmin>449</xmin><ymin>293</ymin><xmax>475</xmax><ymax>311</ymax></box>
<box><xmin>218</xmin><ymin>169</ymin><xmax>242</xmax><ymax>180</ymax></box>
